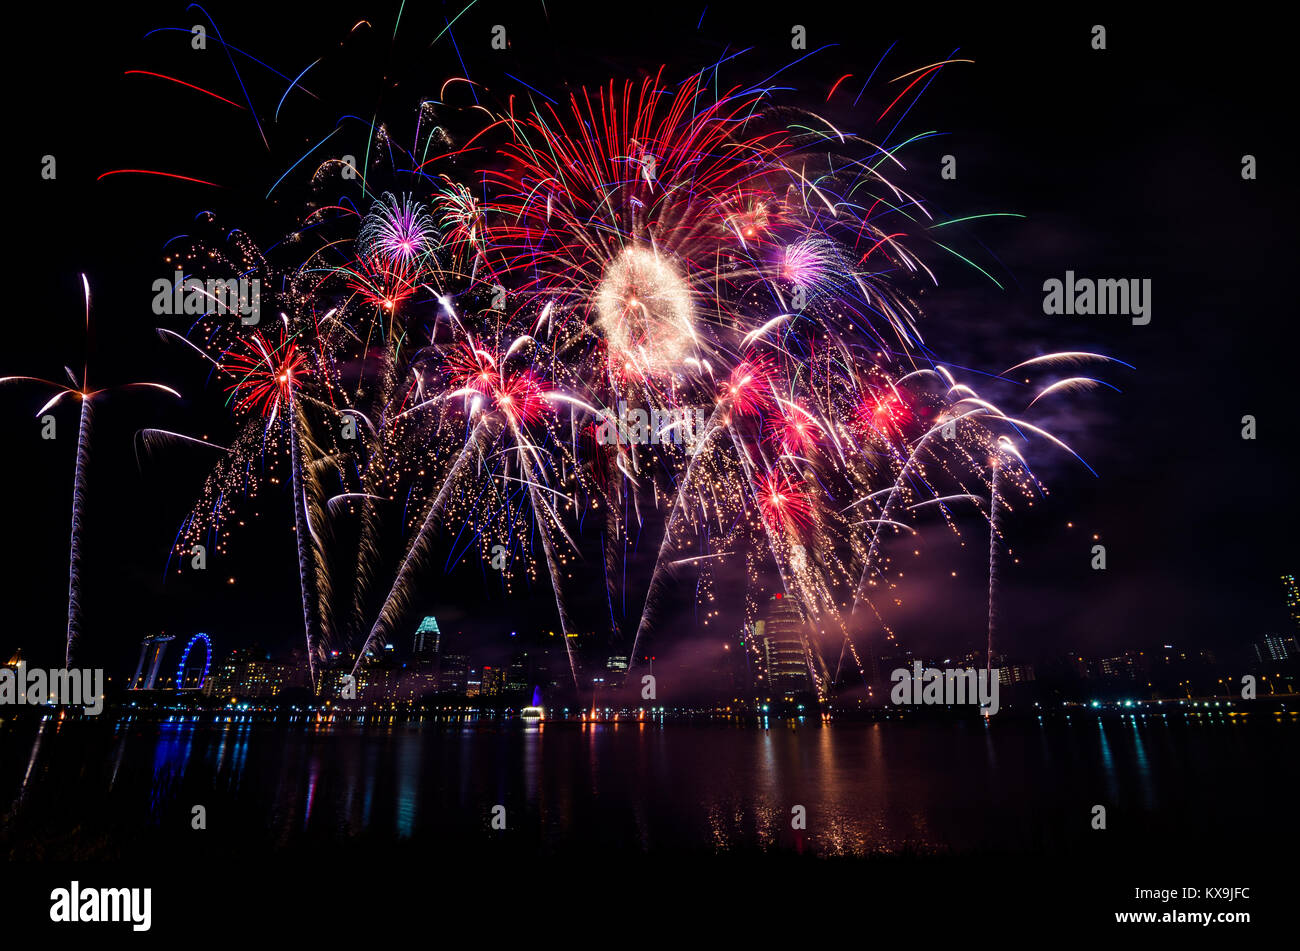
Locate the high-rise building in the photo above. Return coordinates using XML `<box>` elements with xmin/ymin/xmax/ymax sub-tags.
<box><xmin>413</xmin><ymin>616</ymin><xmax>441</xmax><ymax>662</ymax></box>
<box><xmin>206</xmin><ymin>648</ymin><xmax>250</xmax><ymax>697</ymax></box>
<box><xmin>354</xmin><ymin>641</ymin><xmax>402</xmax><ymax>699</ymax></box>
<box><xmin>1283</xmin><ymin>574</ymin><xmax>1300</xmax><ymax>630</ymax></box>
<box><xmin>242</xmin><ymin>659</ymin><xmax>289</xmax><ymax>697</ymax></box>
<box><xmin>203</xmin><ymin>648</ymin><xmax>292</xmax><ymax>699</ymax></box>
<box><xmin>440</xmin><ymin>653</ymin><xmax>468</xmax><ymax>693</ymax></box>
<box><xmin>392</xmin><ymin>667</ymin><xmax>440</xmax><ymax>701</ymax></box>
<box><xmin>1255</xmin><ymin>634</ymin><xmax>1292</xmax><ymax>663</ymax></box>
<box><xmin>998</xmin><ymin>665</ymin><xmax>1036</xmax><ymax>685</ymax></box>
<box><xmin>1100</xmin><ymin>652</ymin><xmax>1140</xmax><ymax>680</ymax></box>
<box><xmin>754</xmin><ymin>593</ymin><xmax>812</xmax><ymax>697</ymax></box>
<box><xmin>506</xmin><ymin>654</ymin><xmax>532</xmax><ymax>693</ymax></box>
<box><xmin>357</xmin><ymin>665</ymin><xmax>401</xmax><ymax>700</ymax></box>
<box><xmin>605</xmin><ymin>655</ymin><xmax>629</xmax><ymax>687</ymax></box>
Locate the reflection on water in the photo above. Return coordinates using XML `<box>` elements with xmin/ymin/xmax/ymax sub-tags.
<box><xmin>2</xmin><ymin>715</ymin><xmax>1295</xmax><ymax>858</ymax></box>
<box><xmin>1095</xmin><ymin>719</ymin><xmax>1119</xmax><ymax>802</ymax></box>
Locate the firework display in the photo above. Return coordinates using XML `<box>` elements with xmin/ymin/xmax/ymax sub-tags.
<box><xmin>83</xmin><ymin>32</ymin><xmax>1129</xmax><ymax>698</ymax></box>
<box><xmin>6</xmin><ymin>5</ymin><xmax>1300</xmax><ymax>938</ymax></box>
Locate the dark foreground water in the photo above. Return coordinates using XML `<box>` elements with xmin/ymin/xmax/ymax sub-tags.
<box><xmin>3</xmin><ymin>713</ymin><xmax>1295</xmax><ymax>862</ymax></box>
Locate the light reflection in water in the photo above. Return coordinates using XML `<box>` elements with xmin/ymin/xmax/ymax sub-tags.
<box><xmin>150</xmin><ymin>723</ymin><xmax>194</xmax><ymax>821</ymax></box>
<box><xmin>303</xmin><ymin>755</ymin><xmax>318</xmax><ymax>830</ymax></box>
<box><xmin>395</xmin><ymin>735</ymin><xmax>418</xmax><ymax>838</ymax></box>
<box><xmin>1</xmin><ymin>717</ymin><xmax>1293</xmax><ymax>858</ymax></box>
<box><xmin>1129</xmin><ymin>716</ymin><xmax>1153</xmax><ymax>809</ymax></box>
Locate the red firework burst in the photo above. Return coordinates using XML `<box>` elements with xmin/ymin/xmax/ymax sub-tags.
<box><xmin>756</xmin><ymin>469</ymin><xmax>814</xmax><ymax>531</ymax></box>
<box><xmin>766</xmin><ymin>403</ymin><xmax>822</xmax><ymax>454</ymax></box>
<box><xmin>346</xmin><ymin>252</ymin><xmax>418</xmax><ymax>312</ymax></box>
<box><xmin>446</xmin><ymin>343</ymin><xmax>550</xmax><ymax>426</ymax></box>
<box><xmin>446</xmin><ymin>342</ymin><xmax>501</xmax><ymax>395</ymax></box>
<box><xmin>495</xmin><ymin>370</ymin><xmax>550</xmax><ymax>426</ymax></box>
<box><xmin>221</xmin><ymin>328</ymin><xmax>311</xmax><ymax>418</ymax></box>
<box><xmin>719</xmin><ymin>356</ymin><xmax>776</xmax><ymax>417</ymax></box>
<box><xmin>721</xmin><ymin>190</ymin><xmax>779</xmax><ymax>242</ymax></box>
<box><xmin>484</xmin><ymin>70</ymin><xmax>788</xmax><ymax>292</ymax></box>
<box><xmin>853</xmin><ymin>390</ymin><xmax>912</xmax><ymax>437</ymax></box>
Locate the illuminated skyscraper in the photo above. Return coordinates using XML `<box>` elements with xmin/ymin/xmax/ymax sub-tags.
<box><xmin>754</xmin><ymin>593</ymin><xmax>813</xmax><ymax>698</ymax></box>
<box><xmin>413</xmin><ymin>616</ymin><xmax>441</xmax><ymax>662</ymax></box>
<box><xmin>440</xmin><ymin>653</ymin><xmax>468</xmax><ymax>693</ymax></box>
<box><xmin>480</xmin><ymin>665</ymin><xmax>506</xmax><ymax>697</ymax></box>
<box><xmin>1256</xmin><ymin>635</ymin><xmax>1292</xmax><ymax>663</ymax></box>
<box><xmin>206</xmin><ymin>650</ymin><xmax>289</xmax><ymax>698</ymax></box>
<box><xmin>605</xmin><ymin>655</ymin><xmax>629</xmax><ymax>687</ymax></box>
<box><xmin>507</xmin><ymin>653</ymin><xmax>536</xmax><ymax>693</ymax></box>
<box><xmin>1283</xmin><ymin>574</ymin><xmax>1300</xmax><ymax>630</ymax></box>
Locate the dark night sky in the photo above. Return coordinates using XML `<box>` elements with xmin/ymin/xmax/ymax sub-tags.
<box><xmin>4</xmin><ymin>2</ymin><xmax>1296</xmax><ymax>678</ymax></box>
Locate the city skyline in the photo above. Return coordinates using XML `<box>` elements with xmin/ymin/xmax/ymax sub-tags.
<box><xmin>14</xmin><ymin>572</ymin><xmax>1295</xmax><ymax>712</ymax></box>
